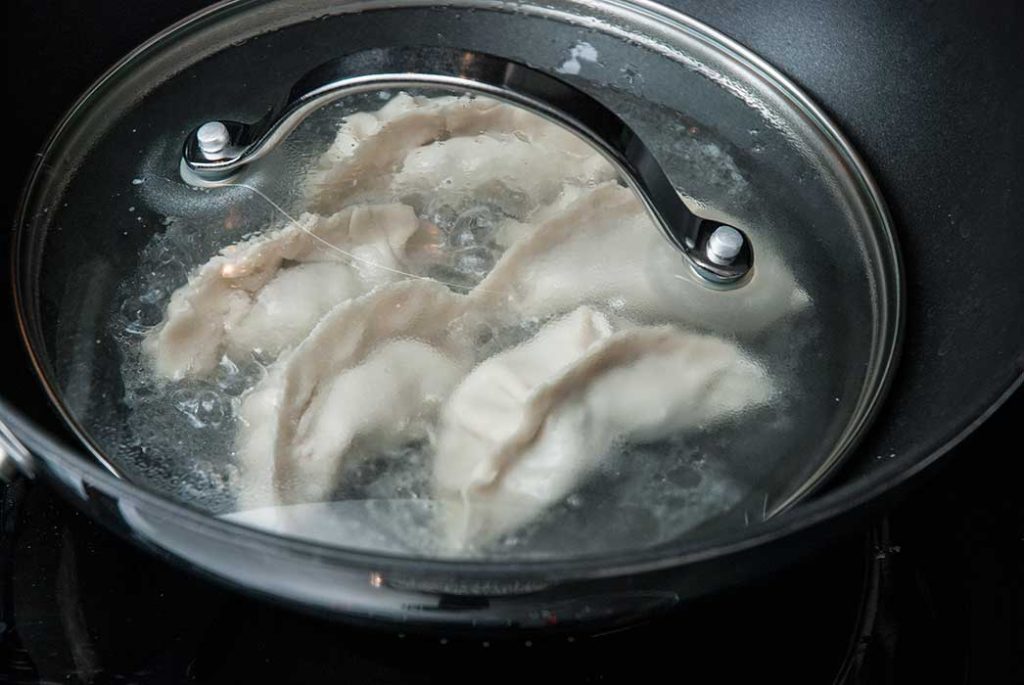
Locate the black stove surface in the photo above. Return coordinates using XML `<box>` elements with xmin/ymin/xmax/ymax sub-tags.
<box><xmin>3</xmin><ymin>1</ymin><xmax>1022</xmax><ymax>683</ymax></box>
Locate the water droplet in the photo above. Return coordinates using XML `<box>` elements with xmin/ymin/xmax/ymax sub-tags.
<box><xmin>453</xmin><ymin>246</ymin><xmax>495</xmax><ymax>279</ymax></box>
<box><xmin>620</xmin><ymin>64</ymin><xmax>644</xmax><ymax>90</ymax></box>
<box><xmin>450</xmin><ymin>205</ymin><xmax>499</xmax><ymax>249</ymax></box>
<box><xmin>120</xmin><ymin>295</ymin><xmax>163</xmax><ymax>333</ymax></box>
<box><xmin>173</xmin><ymin>387</ymin><xmax>227</xmax><ymax>429</ymax></box>
<box><xmin>426</xmin><ymin>201</ymin><xmax>459</xmax><ymax>231</ymax></box>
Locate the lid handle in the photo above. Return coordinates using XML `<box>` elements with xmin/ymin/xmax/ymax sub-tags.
<box><xmin>0</xmin><ymin>418</ymin><xmax>35</xmax><ymax>482</ymax></box>
<box><xmin>180</xmin><ymin>46</ymin><xmax>753</xmax><ymax>285</ymax></box>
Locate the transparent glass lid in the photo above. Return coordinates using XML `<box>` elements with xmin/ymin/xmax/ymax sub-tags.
<box><xmin>20</xmin><ymin>0</ymin><xmax>900</xmax><ymax>561</ymax></box>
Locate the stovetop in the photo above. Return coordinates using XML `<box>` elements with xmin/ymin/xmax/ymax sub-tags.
<box><xmin>2</xmin><ymin>1</ymin><xmax>1022</xmax><ymax>683</ymax></box>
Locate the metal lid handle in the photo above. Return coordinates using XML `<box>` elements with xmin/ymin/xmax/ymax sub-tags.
<box><xmin>180</xmin><ymin>46</ymin><xmax>753</xmax><ymax>285</ymax></box>
<box><xmin>0</xmin><ymin>418</ymin><xmax>34</xmax><ymax>482</ymax></box>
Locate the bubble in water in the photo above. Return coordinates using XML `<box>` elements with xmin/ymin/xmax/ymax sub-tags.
<box><xmin>139</xmin><ymin>287</ymin><xmax>163</xmax><ymax>305</ymax></box>
<box><xmin>362</xmin><ymin>443</ymin><xmax>432</xmax><ymax>501</ymax></box>
<box><xmin>178</xmin><ymin>461</ymin><xmax>240</xmax><ymax>500</ymax></box>
<box><xmin>449</xmin><ymin>227</ymin><xmax>476</xmax><ymax>249</ymax></box>
<box><xmin>665</xmin><ymin>464</ymin><xmax>702</xmax><ymax>489</ymax></box>
<box><xmin>620</xmin><ymin>64</ymin><xmax>645</xmax><ymax>91</ymax></box>
<box><xmin>120</xmin><ymin>291</ymin><xmax>164</xmax><ymax>333</ymax></box>
<box><xmin>173</xmin><ymin>387</ymin><xmax>228</xmax><ymax>429</ymax></box>
<box><xmin>450</xmin><ymin>205</ymin><xmax>500</xmax><ymax>247</ymax></box>
<box><xmin>214</xmin><ymin>356</ymin><xmax>262</xmax><ymax>397</ymax></box>
<box><xmin>453</xmin><ymin>246</ymin><xmax>495</xmax><ymax>280</ymax></box>
<box><xmin>425</xmin><ymin>200</ymin><xmax>459</xmax><ymax>230</ymax></box>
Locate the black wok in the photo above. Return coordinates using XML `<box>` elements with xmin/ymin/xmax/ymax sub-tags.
<box><xmin>1</xmin><ymin>0</ymin><xmax>1021</xmax><ymax>630</ymax></box>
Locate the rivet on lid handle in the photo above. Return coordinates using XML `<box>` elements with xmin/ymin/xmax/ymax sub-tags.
<box><xmin>196</xmin><ymin>121</ymin><xmax>231</xmax><ymax>155</ymax></box>
<box><xmin>179</xmin><ymin>46</ymin><xmax>754</xmax><ymax>287</ymax></box>
<box><xmin>707</xmin><ymin>226</ymin><xmax>745</xmax><ymax>265</ymax></box>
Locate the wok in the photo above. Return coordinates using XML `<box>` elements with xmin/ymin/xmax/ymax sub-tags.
<box><xmin>1</xmin><ymin>0</ymin><xmax>1021</xmax><ymax>631</ymax></box>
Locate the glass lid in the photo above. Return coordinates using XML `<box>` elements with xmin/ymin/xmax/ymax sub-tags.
<box><xmin>15</xmin><ymin>0</ymin><xmax>901</xmax><ymax>561</ymax></box>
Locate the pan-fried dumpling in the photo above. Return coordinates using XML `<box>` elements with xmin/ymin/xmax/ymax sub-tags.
<box><xmin>305</xmin><ymin>93</ymin><xmax>615</xmax><ymax>218</ymax></box>
<box><xmin>144</xmin><ymin>203</ymin><xmax>436</xmax><ymax>380</ymax></box>
<box><xmin>471</xmin><ymin>182</ymin><xmax>807</xmax><ymax>335</ymax></box>
<box><xmin>434</xmin><ymin>306</ymin><xmax>771</xmax><ymax>550</ymax></box>
<box><xmin>237</xmin><ymin>280</ymin><xmax>474</xmax><ymax>508</ymax></box>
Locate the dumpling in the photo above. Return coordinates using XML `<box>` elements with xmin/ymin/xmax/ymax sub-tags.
<box><xmin>223</xmin><ymin>262</ymin><xmax>362</xmax><ymax>361</ymax></box>
<box><xmin>433</xmin><ymin>306</ymin><xmax>771</xmax><ymax>550</ymax></box>
<box><xmin>470</xmin><ymin>182</ymin><xmax>808</xmax><ymax>336</ymax></box>
<box><xmin>433</xmin><ymin>307</ymin><xmax>616</xmax><ymax>487</ymax></box>
<box><xmin>305</xmin><ymin>93</ymin><xmax>615</xmax><ymax>218</ymax></box>
<box><xmin>237</xmin><ymin>280</ymin><xmax>475</xmax><ymax>508</ymax></box>
<box><xmin>144</xmin><ymin>203</ymin><xmax>437</xmax><ymax>379</ymax></box>
<box><xmin>391</xmin><ymin>133</ymin><xmax>614</xmax><ymax>218</ymax></box>
<box><xmin>308</xmin><ymin>95</ymin><xmax>516</xmax><ymax>206</ymax></box>
<box><xmin>238</xmin><ymin>339</ymin><xmax>466</xmax><ymax>508</ymax></box>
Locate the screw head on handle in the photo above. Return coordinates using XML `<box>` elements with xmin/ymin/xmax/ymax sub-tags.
<box><xmin>196</xmin><ymin>121</ymin><xmax>231</xmax><ymax>155</ymax></box>
<box><xmin>706</xmin><ymin>225</ymin><xmax>744</xmax><ymax>265</ymax></box>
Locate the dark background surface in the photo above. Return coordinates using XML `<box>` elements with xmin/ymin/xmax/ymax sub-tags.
<box><xmin>2</xmin><ymin>1</ymin><xmax>1022</xmax><ymax>683</ymax></box>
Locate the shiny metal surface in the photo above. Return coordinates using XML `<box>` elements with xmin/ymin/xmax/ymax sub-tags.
<box><xmin>706</xmin><ymin>225</ymin><xmax>743</xmax><ymax>265</ymax></box>
<box><xmin>0</xmin><ymin>418</ymin><xmax>34</xmax><ymax>481</ymax></box>
<box><xmin>180</xmin><ymin>46</ymin><xmax>754</xmax><ymax>283</ymax></box>
<box><xmin>195</xmin><ymin>120</ymin><xmax>231</xmax><ymax>154</ymax></box>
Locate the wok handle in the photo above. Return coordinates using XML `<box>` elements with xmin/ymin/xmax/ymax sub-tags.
<box><xmin>179</xmin><ymin>46</ymin><xmax>753</xmax><ymax>286</ymax></box>
<box><xmin>0</xmin><ymin>418</ymin><xmax>34</xmax><ymax>483</ymax></box>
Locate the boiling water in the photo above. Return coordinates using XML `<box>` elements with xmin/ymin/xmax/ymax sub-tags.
<box><xmin>109</xmin><ymin>94</ymin><xmax>816</xmax><ymax>559</ymax></box>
